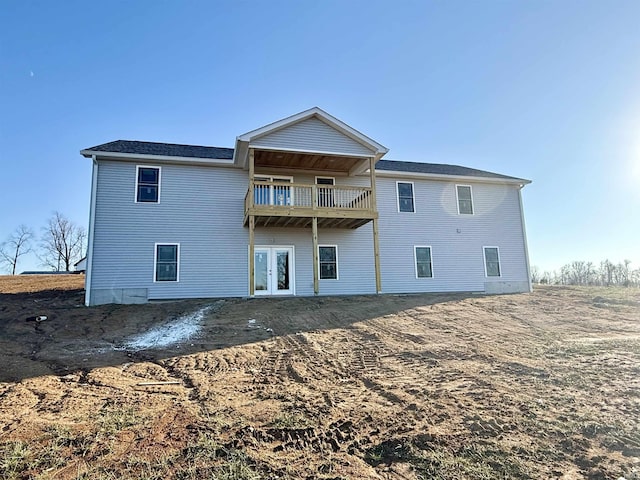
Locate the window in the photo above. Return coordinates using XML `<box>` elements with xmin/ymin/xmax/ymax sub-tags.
<box><xmin>315</xmin><ymin>177</ymin><xmax>335</xmax><ymax>208</ymax></box>
<box><xmin>155</xmin><ymin>243</ymin><xmax>179</xmax><ymax>282</ymax></box>
<box><xmin>456</xmin><ymin>185</ymin><xmax>473</xmax><ymax>215</ymax></box>
<box><xmin>397</xmin><ymin>182</ymin><xmax>415</xmax><ymax>213</ymax></box>
<box><xmin>484</xmin><ymin>247</ymin><xmax>501</xmax><ymax>277</ymax></box>
<box><xmin>319</xmin><ymin>245</ymin><xmax>338</xmax><ymax>280</ymax></box>
<box><xmin>136</xmin><ymin>166</ymin><xmax>160</xmax><ymax>203</ymax></box>
<box><xmin>414</xmin><ymin>246</ymin><xmax>433</xmax><ymax>278</ymax></box>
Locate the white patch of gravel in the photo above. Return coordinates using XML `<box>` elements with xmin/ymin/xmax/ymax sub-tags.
<box><xmin>119</xmin><ymin>304</ymin><xmax>215</xmax><ymax>351</ymax></box>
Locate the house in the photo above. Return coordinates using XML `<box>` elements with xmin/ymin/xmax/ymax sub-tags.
<box><xmin>80</xmin><ymin>107</ymin><xmax>531</xmax><ymax>306</ymax></box>
<box><xmin>74</xmin><ymin>257</ymin><xmax>87</xmax><ymax>273</ymax></box>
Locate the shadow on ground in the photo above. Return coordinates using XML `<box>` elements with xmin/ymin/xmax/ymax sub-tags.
<box><xmin>0</xmin><ymin>287</ymin><xmax>476</xmax><ymax>382</ymax></box>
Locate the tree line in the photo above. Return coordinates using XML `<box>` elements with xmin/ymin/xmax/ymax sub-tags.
<box><xmin>531</xmin><ymin>260</ymin><xmax>640</xmax><ymax>287</ymax></box>
<box><xmin>0</xmin><ymin>212</ymin><xmax>86</xmax><ymax>275</ymax></box>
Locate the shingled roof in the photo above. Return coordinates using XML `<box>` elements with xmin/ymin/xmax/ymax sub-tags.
<box><xmin>81</xmin><ymin>140</ymin><xmax>528</xmax><ymax>183</ymax></box>
<box><xmin>376</xmin><ymin>160</ymin><xmax>528</xmax><ymax>183</ymax></box>
<box><xmin>82</xmin><ymin>140</ymin><xmax>234</xmax><ymax>160</ymax></box>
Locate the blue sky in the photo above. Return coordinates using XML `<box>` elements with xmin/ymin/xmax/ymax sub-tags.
<box><xmin>1</xmin><ymin>0</ymin><xmax>639</xmax><ymax>274</ymax></box>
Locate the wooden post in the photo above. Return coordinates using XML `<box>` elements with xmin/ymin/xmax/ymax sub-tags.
<box><xmin>369</xmin><ymin>157</ymin><xmax>382</xmax><ymax>294</ymax></box>
<box><xmin>249</xmin><ymin>216</ymin><xmax>255</xmax><ymax>296</ymax></box>
<box><xmin>248</xmin><ymin>149</ymin><xmax>255</xmax><ymax>296</ymax></box>
<box><xmin>312</xmin><ymin>216</ymin><xmax>319</xmax><ymax>295</ymax></box>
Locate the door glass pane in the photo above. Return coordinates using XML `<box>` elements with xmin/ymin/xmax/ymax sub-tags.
<box><xmin>273</xmin><ymin>179</ymin><xmax>291</xmax><ymax>206</ymax></box>
<box><xmin>255</xmin><ymin>251</ymin><xmax>268</xmax><ymax>291</ymax></box>
<box><xmin>276</xmin><ymin>251</ymin><xmax>290</xmax><ymax>290</ymax></box>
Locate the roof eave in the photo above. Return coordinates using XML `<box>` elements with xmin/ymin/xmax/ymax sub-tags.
<box><xmin>80</xmin><ymin>149</ymin><xmax>235</xmax><ymax>165</ymax></box>
<box><xmin>375</xmin><ymin>169</ymin><xmax>531</xmax><ymax>186</ymax></box>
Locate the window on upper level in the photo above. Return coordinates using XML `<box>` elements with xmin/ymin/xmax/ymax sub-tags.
<box><xmin>136</xmin><ymin>166</ymin><xmax>161</xmax><ymax>203</ymax></box>
<box><xmin>456</xmin><ymin>185</ymin><xmax>473</xmax><ymax>215</ymax></box>
<box><xmin>319</xmin><ymin>245</ymin><xmax>338</xmax><ymax>280</ymax></box>
<box><xmin>397</xmin><ymin>182</ymin><xmax>415</xmax><ymax>213</ymax></box>
<box><xmin>414</xmin><ymin>246</ymin><xmax>433</xmax><ymax>278</ymax></box>
<box><xmin>155</xmin><ymin>243</ymin><xmax>179</xmax><ymax>282</ymax></box>
<box><xmin>484</xmin><ymin>247</ymin><xmax>501</xmax><ymax>277</ymax></box>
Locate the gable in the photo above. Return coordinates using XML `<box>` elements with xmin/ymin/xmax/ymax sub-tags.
<box><xmin>250</xmin><ymin>117</ymin><xmax>376</xmax><ymax>157</ymax></box>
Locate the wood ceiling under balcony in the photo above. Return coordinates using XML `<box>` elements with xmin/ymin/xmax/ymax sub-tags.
<box><xmin>254</xmin><ymin>149</ymin><xmax>364</xmax><ymax>173</ymax></box>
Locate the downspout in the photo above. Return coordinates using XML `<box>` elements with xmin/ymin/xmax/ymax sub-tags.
<box><xmin>517</xmin><ymin>184</ymin><xmax>532</xmax><ymax>292</ymax></box>
<box><xmin>84</xmin><ymin>156</ymin><xmax>98</xmax><ymax>306</ymax></box>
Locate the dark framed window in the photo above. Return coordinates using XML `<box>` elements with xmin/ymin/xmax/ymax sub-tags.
<box><xmin>484</xmin><ymin>247</ymin><xmax>501</xmax><ymax>277</ymax></box>
<box><xmin>414</xmin><ymin>246</ymin><xmax>433</xmax><ymax>278</ymax></box>
<box><xmin>137</xmin><ymin>166</ymin><xmax>160</xmax><ymax>203</ymax></box>
<box><xmin>319</xmin><ymin>245</ymin><xmax>338</xmax><ymax>280</ymax></box>
<box><xmin>155</xmin><ymin>243</ymin><xmax>179</xmax><ymax>282</ymax></box>
<box><xmin>397</xmin><ymin>182</ymin><xmax>415</xmax><ymax>213</ymax></box>
<box><xmin>316</xmin><ymin>177</ymin><xmax>335</xmax><ymax>208</ymax></box>
<box><xmin>456</xmin><ymin>185</ymin><xmax>473</xmax><ymax>215</ymax></box>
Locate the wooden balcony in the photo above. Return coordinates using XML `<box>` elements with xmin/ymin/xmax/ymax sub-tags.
<box><xmin>244</xmin><ymin>181</ymin><xmax>377</xmax><ymax>229</ymax></box>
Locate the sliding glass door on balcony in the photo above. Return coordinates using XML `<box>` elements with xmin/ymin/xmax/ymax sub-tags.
<box><xmin>254</xmin><ymin>176</ymin><xmax>293</xmax><ymax>206</ymax></box>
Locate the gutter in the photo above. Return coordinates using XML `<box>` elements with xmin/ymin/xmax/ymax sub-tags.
<box><xmin>374</xmin><ymin>169</ymin><xmax>531</xmax><ymax>186</ymax></box>
<box><xmin>80</xmin><ymin>150</ymin><xmax>234</xmax><ymax>166</ymax></box>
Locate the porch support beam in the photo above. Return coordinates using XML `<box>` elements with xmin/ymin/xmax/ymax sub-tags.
<box><xmin>312</xmin><ymin>217</ymin><xmax>319</xmax><ymax>295</ymax></box>
<box><xmin>249</xmin><ymin>148</ymin><xmax>255</xmax><ymax>296</ymax></box>
<box><xmin>369</xmin><ymin>157</ymin><xmax>382</xmax><ymax>294</ymax></box>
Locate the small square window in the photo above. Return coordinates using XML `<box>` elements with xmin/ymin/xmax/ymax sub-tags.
<box><xmin>484</xmin><ymin>247</ymin><xmax>501</xmax><ymax>277</ymax></box>
<box><xmin>415</xmin><ymin>247</ymin><xmax>433</xmax><ymax>278</ymax></box>
<box><xmin>319</xmin><ymin>246</ymin><xmax>338</xmax><ymax>280</ymax></box>
<box><xmin>456</xmin><ymin>185</ymin><xmax>473</xmax><ymax>215</ymax></box>
<box><xmin>137</xmin><ymin>167</ymin><xmax>160</xmax><ymax>203</ymax></box>
<box><xmin>397</xmin><ymin>182</ymin><xmax>415</xmax><ymax>213</ymax></box>
<box><xmin>155</xmin><ymin>244</ymin><xmax>179</xmax><ymax>281</ymax></box>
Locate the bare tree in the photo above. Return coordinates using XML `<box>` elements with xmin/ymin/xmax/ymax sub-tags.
<box><xmin>530</xmin><ymin>265</ymin><xmax>540</xmax><ymax>284</ymax></box>
<box><xmin>39</xmin><ymin>212</ymin><xmax>86</xmax><ymax>272</ymax></box>
<box><xmin>0</xmin><ymin>225</ymin><xmax>34</xmax><ymax>275</ymax></box>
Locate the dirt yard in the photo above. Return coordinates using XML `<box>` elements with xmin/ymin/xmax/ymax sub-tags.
<box><xmin>0</xmin><ymin>275</ymin><xmax>639</xmax><ymax>479</ymax></box>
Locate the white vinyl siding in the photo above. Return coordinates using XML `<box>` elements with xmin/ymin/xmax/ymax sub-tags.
<box><xmin>376</xmin><ymin>177</ymin><xmax>529</xmax><ymax>293</ymax></box>
<box><xmin>484</xmin><ymin>247</ymin><xmax>501</xmax><ymax>277</ymax></box>
<box><xmin>89</xmin><ymin>159</ymin><xmax>529</xmax><ymax>303</ymax></box>
<box><xmin>414</xmin><ymin>246</ymin><xmax>433</xmax><ymax>278</ymax></box>
<box><xmin>251</xmin><ymin>117</ymin><xmax>374</xmax><ymax>156</ymax></box>
<box><xmin>456</xmin><ymin>185</ymin><xmax>473</xmax><ymax>215</ymax></box>
<box><xmin>396</xmin><ymin>181</ymin><xmax>415</xmax><ymax>213</ymax></box>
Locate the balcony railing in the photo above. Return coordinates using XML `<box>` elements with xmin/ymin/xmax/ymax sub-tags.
<box><xmin>244</xmin><ymin>180</ymin><xmax>376</xmax><ymax>228</ymax></box>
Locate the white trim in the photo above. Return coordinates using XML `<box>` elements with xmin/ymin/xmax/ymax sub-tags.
<box><xmin>81</xmin><ymin>149</ymin><xmax>234</xmax><ymax>166</ymax></box>
<box><xmin>483</xmin><ymin>246</ymin><xmax>501</xmax><ymax>278</ymax></box>
<box><xmin>396</xmin><ymin>181</ymin><xmax>416</xmax><ymax>213</ymax></box>
<box><xmin>517</xmin><ymin>187</ymin><xmax>533</xmax><ymax>292</ymax></box>
<box><xmin>414</xmin><ymin>246</ymin><xmax>434</xmax><ymax>279</ymax></box>
<box><xmin>251</xmin><ymin>245</ymin><xmax>296</xmax><ymax>295</ymax></box>
<box><xmin>376</xmin><ymin>169</ymin><xmax>530</xmax><ymax>186</ymax></box>
<box><xmin>84</xmin><ymin>156</ymin><xmax>98</xmax><ymax>306</ymax></box>
<box><xmin>318</xmin><ymin>244</ymin><xmax>339</xmax><ymax>281</ymax></box>
<box><xmin>154</xmin><ymin>243</ymin><xmax>180</xmax><ymax>282</ymax></box>
<box><xmin>455</xmin><ymin>184</ymin><xmax>474</xmax><ymax>215</ymax></box>
<box><xmin>135</xmin><ymin>165</ymin><xmax>162</xmax><ymax>204</ymax></box>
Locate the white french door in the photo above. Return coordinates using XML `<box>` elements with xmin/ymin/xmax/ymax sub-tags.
<box><xmin>254</xmin><ymin>246</ymin><xmax>294</xmax><ymax>295</ymax></box>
